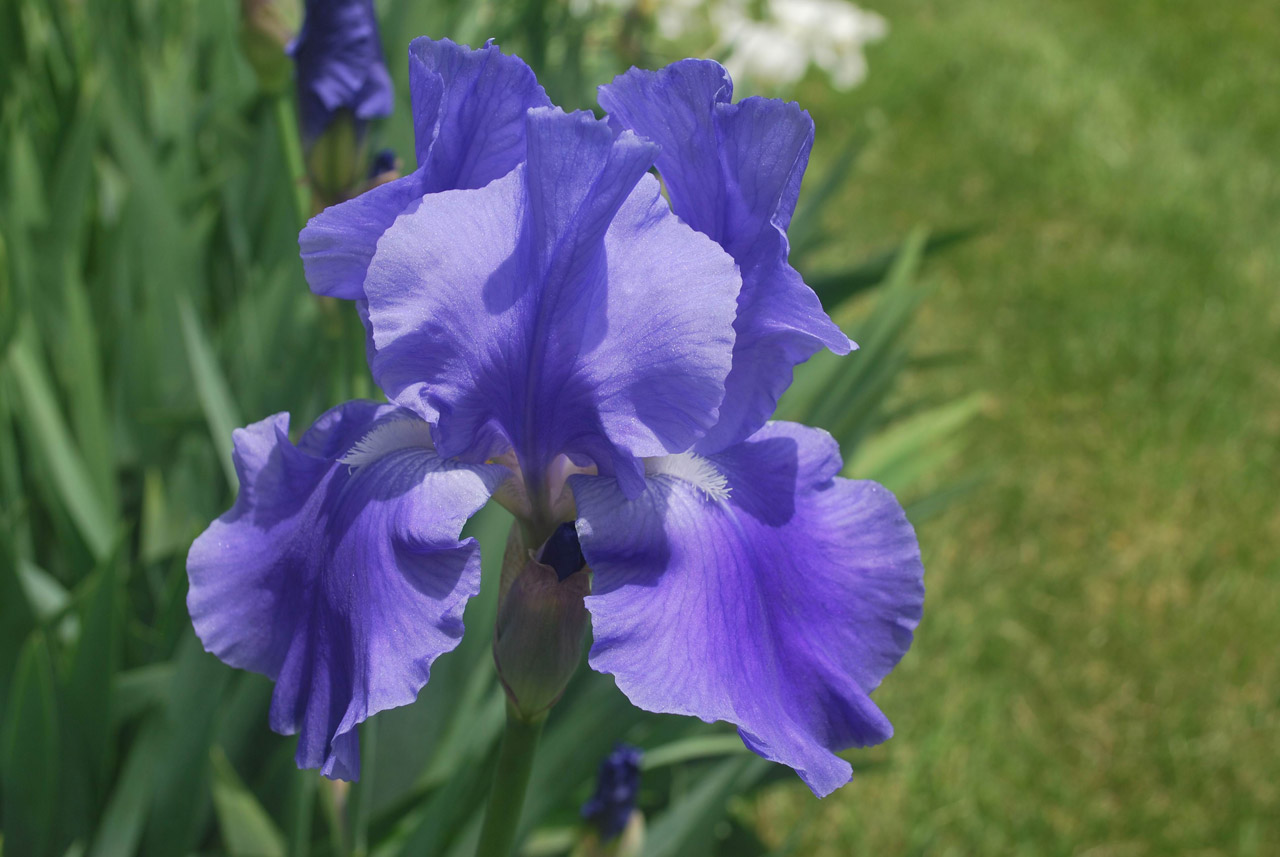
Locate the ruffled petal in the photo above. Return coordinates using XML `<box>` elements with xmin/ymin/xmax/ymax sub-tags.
<box><xmin>407</xmin><ymin>37</ymin><xmax>551</xmax><ymax>192</ymax></box>
<box><xmin>364</xmin><ymin>108</ymin><xmax>740</xmax><ymax>497</ymax></box>
<box><xmin>299</xmin><ymin>38</ymin><xmax>549</xmax><ymax>301</ymax></box>
<box><xmin>571</xmin><ymin>421</ymin><xmax>923</xmax><ymax>796</ymax></box>
<box><xmin>187</xmin><ymin>402</ymin><xmax>506</xmax><ymax>779</ymax></box>
<box><xmin>600</xmin><ymin>62</ymin><xmax>853</xmax><ymax>452</ymax></box>
<box><xmin>300</xmin><ymin>173</ymin><xmax>430</xmax><ymax>300</ymax></box>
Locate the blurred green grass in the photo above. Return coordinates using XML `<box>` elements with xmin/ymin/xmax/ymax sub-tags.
<box><xmin>757</xmin><ymin>0</ymin><xmax>1280</xmax><ymax>853</ymax></box>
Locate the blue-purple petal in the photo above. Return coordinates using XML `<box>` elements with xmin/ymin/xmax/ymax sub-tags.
<box><xmin>571</xmin><ymin>421</ymin><xmax>923</xmax><ymax>796</ymax></box>
<box><xmin>364</xmin><ymin>108</ymin><xmax>740</xmax><ymax>497</ymax></box>
<box><xmin>300</xmin><ymin>173</ymin><xmax>429</xmax><ymax>300</ymax></box>
<box><xmin>407</xmin><ymin>37</ymin><xmax>551</xmax><ymax>193</ymax></box>
<box><xmin>187</xmin><ymin>402</ymin><xmax>506</xmax><ymax>779</ymax></box>
<box><xmin>600</xmin><ymin>62</ymin><xmax>853</xmax><ymax>452</ymax></box>
<box><xmin>300</xmin><ymin>38</ymin><xmax>549</xmax><ymax>302</ymax></box>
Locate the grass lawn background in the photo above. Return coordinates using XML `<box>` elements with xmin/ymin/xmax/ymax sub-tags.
<box><xmin>755</xmin><ymin>0</ymin><xmax>1280</xmax><ymax>853</ymax></box>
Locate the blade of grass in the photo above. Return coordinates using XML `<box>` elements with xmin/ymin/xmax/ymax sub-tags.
<box><xmin>177</xmin><ymin>292</ymin><xmax>242</xmax><ymax>491</ymax></box>
<box><xmin>641</xmin><ymin>734</ymin><xmax>751</xmax><ymax>771</ymax></box>
<box><xmin>57</xmin><ymin>264</ymin><xmax>119</xmax><ymax>520</ymax></box>
<box><xmin>844</xmin><ymin>393</ymin><xmax>986</xmax><ymax>488</ymax></box>
<box><xmin>1</xmin><ymin>631</ymin><xmax>60</xmax><ymax>857</ymax></box>
<box><xmin>65</xmin><ymin>553</ymin><xmax>125</xmax><ymax>801</ymax></box>
<box><xmin>809</xmin><ymin>228</ymin><xmax>929</xmax><ymax>432</ymax></box>
<box><xmin>210</xmin><ymin>746</ymin><xmax>288</xmax><ymax>857</ymax></box>
<box><xmin>642</xmin><ymin>756</ymin><xmax>770</xmax><ymax>857</ymax></box>
<box><xmin>88</xmin><ymin>720</ymin><xmax>163</xmax><ymax>857</ymax></box>
<box><xmin>7</xmin><ymin>330</ymin><xmax>115</xmax><ymax>560</ymax></box>
<box><xmin>805</xmin><ymin>227</ymin><xmax>978</xmax><ymax>309</ymax></box>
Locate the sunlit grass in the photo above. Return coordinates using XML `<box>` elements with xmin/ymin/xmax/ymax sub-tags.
<box><xmin>759</xmin><ymin>0</ymin><xmax>1280</xmax><ymax>852</ymax></box>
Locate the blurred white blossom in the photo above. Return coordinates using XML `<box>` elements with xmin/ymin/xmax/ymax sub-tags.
<box><xmin>652</xmin><ymin>0</ymin><xmax>706</xmax><ymax>41</ymax></box>
<box><xmin>715</xmin><ymin>0</ymin><xmax>888</xmax><ymax>90</ymax></box>
<box><xmin>570</xmin><ymin>0</ymin><xmax>888</xmax><ymax>91</ymax></box>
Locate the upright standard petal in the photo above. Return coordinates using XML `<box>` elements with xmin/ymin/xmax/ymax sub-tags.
<box><xmin>571</xmin><ymin>421</ymin><xmax>924</xmax><ymax>796</ymax></box>
<box><xmin>364</xmin><ymin>108</ymin><xmax>741</xmax><ymax>498</ymax></box>
<box><xmin>187</xmin><ymin>402</ymin><xmax>506</xmax><ymax>779</ymax></box>
<box><xmin>300</xmin><ymin>38</ymin><xmax>550</xmax><ymax>300</ymax></box>
<box><xmin>600</xmin><ymin>61</ymin><xmax>853</xmax><ymax>452</ymax></box>
<box><xmin>406</xmin><ymin>37</ymin><xmax>551</xmax><ymax>193</ymax></box>
<box><xmin>289</xmin><ymin>0</ymin><xmax>394</xmax><ymax>143</ymax></box>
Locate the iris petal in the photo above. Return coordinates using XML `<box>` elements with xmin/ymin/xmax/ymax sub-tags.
<box><xmin>600</xmin><ymin>61</ymin><xmax>853</xmax><ymax>453</ymax></box>
<box><xmin>187</xmin><ymin>402</ymin><xmax>506</xmax><ymax>779</ymax></box>
<box><xmin>571</xmin><ymin>421</ymin><xmax>923</xmax><ymax>796</ymax></box>
<box><xmin>364</xmin><ymin>108</ymin><xmax>740</xmax><ymax>498</ymax></box>
<box><xmin>407</xmin><ymin>37</ymin><xmax>551</xmax><ymax>193</ymax></box>
<box><xmin>300</xmin><ymin>38</ymin><xmax>550</xmax><ymax>302</ymax></box>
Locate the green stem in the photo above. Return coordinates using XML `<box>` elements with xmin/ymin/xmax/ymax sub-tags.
<box><xmin>273</xmin><ymin>93</ymin><xmax>312</xmax><ymax>226</ymax></box>
<box><xmin>349</xmin><ymin>718</ymin><xmax>377</xmax><ymax>857</ymax></box>
<box><xmin>318</xmin><ymin>778</ymin><xmax>348</xmax><ymax>857</ymax></box>
<box><xmin>474</xmin><ymin>706</ymin><xmax>545</xmax><ymax>857</ymax></box>
<box><xmin>288</xmin><ymin>771</ymin><xmax>316</xmax><ymax>857</ymax></box>
<box><xmin>520</xmin><ymin>0</ymin><xmax>548</xmax><ymax>78</ymax></box>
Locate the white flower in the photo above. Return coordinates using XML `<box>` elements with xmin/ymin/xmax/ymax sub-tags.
<box><xmin>568</xmin><ymin>0</ymin><xmax>888</xmax><ymax>92</ymax></box>
<box><xmin>654</xmin><ymin>0</ymin><xmax>707</xmax><ymax>41</ymax></box>
<box><xmin>722</xmin><ymin>0</ymin><xmax>888</xmax><ymax>90</ymax></box>
<box><xmin>716</xmin><ymin>2</ymin><xmax>812</xmax><ymax>87</ymax></box>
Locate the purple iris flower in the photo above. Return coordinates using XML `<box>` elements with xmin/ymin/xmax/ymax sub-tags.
<box><xmin>289</xmin><ymin>0</ymin><xmax>394</xmax><ymax>143</ymax></box>
<box><xmin>188</xmin><ymin>39</ymin><xmax>924</xmax><ymax>797</ymax></box>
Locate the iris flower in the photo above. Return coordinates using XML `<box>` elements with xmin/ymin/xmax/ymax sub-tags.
<box><xmin>188</xmin><ymin>38</ymin><xmax>923</xmax><ymax>797</ymax></box>
<box><xmin>288</xmin><ymin>0</ymin><xmax>394</xmax><ymax>143</ymax></box>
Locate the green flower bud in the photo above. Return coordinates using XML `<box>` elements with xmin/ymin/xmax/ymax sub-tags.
<box><xmin>239</xmin><ymin>0</ymin><xmax>298</xmax><ymax>94</ymax></box>
<box><xmin>493</xmin><ymin>522</ymin><xmax>591</xmax><ymax>722</ymax></box>
<box><xmin>305</xmin><ymin>110</ymin><xmax>364</xmax><ymax>207</ymax></box>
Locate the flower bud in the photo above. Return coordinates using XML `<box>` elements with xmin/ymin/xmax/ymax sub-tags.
<box><xmin>305</xmin><ymin>110</ymin><xmax>364</xmax><ymax>207</ymax></box>
<box><xmin>239</xmin><ymin>0</ymin><xmax>299</xmax><ymax>94</ymax></box>
<box><xmin>367</xmin><ymin>147</ymin><xmax>399</xmax><ymax>184</ymax></box>
<box><xmin>493</xmin><ymin>522</ymin><xmax>591</xmax><ymax>721</ymax></box>
<box><xmin>581</xmin><ymin>744</ymin><xmax>644</xmax><ymax>840</ymax></box>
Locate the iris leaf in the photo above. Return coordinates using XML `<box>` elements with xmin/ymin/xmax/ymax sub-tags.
<box><xmin>7</xmin><ymin>330</ymin><xmax>116</xmax><ymax>561</ymax></box>
<box><xmin>643</xmin><ymin>756</ymin><xmax>770</xmax><ymax>857</ymax></box>
<box><xmin>66</xmin><ymin>554</ymin><xmax>125</xmax><ymax>811</ymax></box>
<box><xmin>641</xmin><ymin>734</ymin><xmax>753</xmax><ymax>771</ymax></box>
<box><xmin>1</xmin><ymin>632</ymin><xmax>60</xmax><ymax>857</ymax></box>
<box><xmin>211</xmin><ymin>746</ymin><xmax>289</xmax><ymax>857</ymax></box>
<box><xmin>177</xmin><ymin>293</ymin><xmax>242</xmax><ymax>492</ymax></box>
<box><xmin>846</xmin><ymin>392</ymin><xmax>986</xmax><ymax>490</ymax></box>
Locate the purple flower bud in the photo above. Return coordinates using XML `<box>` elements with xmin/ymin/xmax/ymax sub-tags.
<box><xmin>289</xmin><ymin>0</ymin><xmax>393</xmax><ymax>145</ymax></box>
<box><xmin>367</xmin><ymin>147</ymin><xmax>398</xmax><ymax>180</ymax></box>
<box><xmin>581</xmin><ymin>744</ymin><xmax>643</xmax><ymax>840</ymax></box>
<box><xmin>539</xmin><ymin>522</ymin><xmax>586</xmax><ymax>582</ymax></box>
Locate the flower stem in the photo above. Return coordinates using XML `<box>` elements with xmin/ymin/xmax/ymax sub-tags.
<box><xmin>474</xmin><ymin>705</ymin><xmax>545</xmax><ymax>857</ymax></box>
<box><xmin>273</xmin><ymin>92</ymin><xmax>312</xmax><ymax>226</ymax></box>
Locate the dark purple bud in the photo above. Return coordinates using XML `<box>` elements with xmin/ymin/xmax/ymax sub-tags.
<box><xmin>538</xmin><ymin>521</ymin><xmax>585</xmax><ymax>581</ymax></box>
<box><xmin>368</xmin><ymin>147</ymin><xmax>398</xmax><ymax>180</ymax></box>
<box><xmin>581</xmin><ymin>744</ymin><xmax>644</xmax><ymax>840</ymax></box>
<box><xmin>289</xmin><ymin>0</ymin><xmax>393</xmax><ymax>145</ymax></box>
